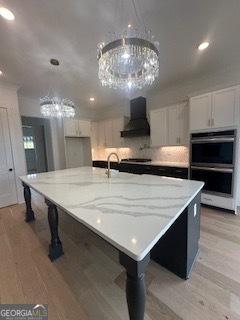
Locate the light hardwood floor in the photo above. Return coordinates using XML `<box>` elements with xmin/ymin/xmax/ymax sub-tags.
<box><xmin>0</xmin><ymin>194</ymin><xmax>240</xmax><ymax>320</ymax></box>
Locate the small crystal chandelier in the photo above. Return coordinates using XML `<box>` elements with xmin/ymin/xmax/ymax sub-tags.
<box><xmin>40</xmin><ymin>59</ymin><xmax>75</xmax><ymax>118</ymax></box>
<box><xmin>97</xmin><ymin>0</ymin><xmax>159</xmax><ymax>90</ymax></box>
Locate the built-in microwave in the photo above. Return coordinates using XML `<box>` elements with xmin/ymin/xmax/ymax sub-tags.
<box><xmin>190</xmin><ymin>130</ymin><xmax>236</xmax><ymax>198</ymax></box>
<box><xmin>191</xmin><ymin>130</ymin><xmax>236</xmax><ymax>167</ymax></box>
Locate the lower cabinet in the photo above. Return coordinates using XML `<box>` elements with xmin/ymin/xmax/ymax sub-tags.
<box><xmin>92</xmin><ymin>161</ymin><xmax>188</xmax><ymax>179</ymax></box>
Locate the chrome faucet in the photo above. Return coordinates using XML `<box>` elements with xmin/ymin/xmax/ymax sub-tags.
<box><xmin>107</xmin><ymin>152</ymin><xmax>120</xmax><ymax>178</ymax></box>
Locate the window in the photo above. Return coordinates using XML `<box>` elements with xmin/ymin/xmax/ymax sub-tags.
<box><xmin>23</xmin><ymin>136</ymin><xmax>35</xmax><ymax>149</ymax></box>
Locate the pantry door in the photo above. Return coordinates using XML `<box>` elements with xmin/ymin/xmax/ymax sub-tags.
<box><xmin>0</xmin><ymin>108</ymin><xmax>17</xmax><ymax>208</ymax></box>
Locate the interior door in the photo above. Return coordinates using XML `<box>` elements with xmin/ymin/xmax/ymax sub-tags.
<box><xmin>0</xmin><ymin>108</ymin><xmax>17</xmax><ymax>207</ymax></box>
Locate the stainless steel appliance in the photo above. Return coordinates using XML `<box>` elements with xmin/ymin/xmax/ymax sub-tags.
<box><xmin>190</xmin><ymin>130</ymin><xmax>236</xmax><ymax>198</ymax></box>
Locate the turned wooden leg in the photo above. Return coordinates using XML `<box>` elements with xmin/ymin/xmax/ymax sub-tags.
<box><xmin>22</xmin><ymin>183</ymin><xmax>35</xmax><ymax>222</ymax></box>
<box><xmin>119</xmin><ymin>252</ymin><xmax>150</xmax><ymax>320</ymax></box>
<box><xmin>45</xmin><ymin>199</ymin><xmax>64</xmax><ymax>261</ymax></box>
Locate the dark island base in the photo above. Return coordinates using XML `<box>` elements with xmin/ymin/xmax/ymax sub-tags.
<box><xmin>151</xmin><ymin>192</ymin><xmax>201</xmax><ymax>279</ymax></box>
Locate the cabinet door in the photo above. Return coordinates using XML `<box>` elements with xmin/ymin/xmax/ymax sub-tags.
<box><xmin>212</xmin><ymin>87</ymin><xmax>238</xmax><ymax>128</ymax></box>
<box><xmin>90</xmin><ymin>122</ymin><xmax>98</xmax><ymax>148</ymax></box>
<box><xmin>190</xmin><ymin>94</ymin><xmax>212</xmax><ymax>131</ymax></box>
<box><xmin>104</xmin><ymin>120</ymin><xmax>113</xmax><ymax>147</ymax></box>
<box><xmin>150</xmin><ymin>108</ymin><xmax>168</xmax><ymax>147</ymax></box>
<box><xmin>98</xmin><ymin>121</ymin><xmax>106</xmax><ymax>147</ymax></box>
<box><xmin>168</xmin><ymin>104</ymin><xmax>188</xmax><ymax>145</ymax></box>
<box><xmin>112</xmin><ymin>118</ymin><xmax>124</xmax><ymax>147</ymax></box>
<box><xmin>78</xmin><ymin>120</ymin><xmax>91</xmax><ymax>137</ymax></box>
<box><xmin>63</xmin><ymin>119</ymin><xmax>78</xmax><ymax>136</ymax></box>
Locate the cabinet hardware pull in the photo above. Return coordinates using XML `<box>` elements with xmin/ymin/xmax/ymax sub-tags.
<box><xmin>208</xmin><ymin>119</ymin><xmax>211</xmax><ymax>126</ymax></box>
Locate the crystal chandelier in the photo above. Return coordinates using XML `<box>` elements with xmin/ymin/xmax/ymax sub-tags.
<box><xmin>97</xmin><ymin>0</ymin><xmax>159</xmax><ymax>90</ymax></box>
<box><xmin>40</xmin><ymin>59</ymin><xmax>75</xmax><ymax>118</ymax></box>
<box><xmin>40</xmin><ymin>96</ymin><xmax>75</xmax><ymax>118</ymax></box>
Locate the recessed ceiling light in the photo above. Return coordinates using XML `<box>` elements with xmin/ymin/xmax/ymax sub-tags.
<box><xmin>89</xmin><ymin>97</ymin><xmax>95</xmax><ymax>101</ymax></box>
<box><xmin>0</xmin><ymin>70</ymin><xmax>3</xmax><ymax>76</ymax></box>
<box><xmin>128</xmin><ymin>24</ymin><xmax>132</xmax><ymax>28</ymax></box>
<box><xmin>0</xmin><ymin>7</ymin><xmax>15</xmax><ymax>21</ymax></box>
<box><xmin>198</xmin><ymin>42</ymin><xmax>209</xmax><ymax>51</ymax></box>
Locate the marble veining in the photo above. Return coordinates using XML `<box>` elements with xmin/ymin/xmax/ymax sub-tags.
<box><xmin>20</xmin><ymin>167</ymin><xmax>203</xmax><ymax>261</ymax></box>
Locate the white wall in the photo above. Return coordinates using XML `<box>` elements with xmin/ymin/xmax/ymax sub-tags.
<box><xmin>0</xmin><ymin>84</ymin><xmax>26</xmax><ymax>203</ymax></box>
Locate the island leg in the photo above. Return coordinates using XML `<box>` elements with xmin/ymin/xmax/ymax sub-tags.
<box><xmin>45</xmin><ymin>199</ymin><xmax>64</xmax><ymax>261</ymax></box>
<box><xmin>22</xmin><ymin>183</ymin><xmax>35</xmax><ymax>222</ymax></box>
<box><xmin>119</xmin><ymin>252</ymin><xmax>150</xmax><ymax>320</ymax></box>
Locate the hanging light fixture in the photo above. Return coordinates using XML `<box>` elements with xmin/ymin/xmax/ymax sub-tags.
<box><xmin>97</xmin><ymin>0</ymin><xmax>159</xmax><ymax>90</ymax></box>
<box><xmin>40</xmin><ymin>59</ymin><xmax>75</xmax><ymax>118</ymax></box>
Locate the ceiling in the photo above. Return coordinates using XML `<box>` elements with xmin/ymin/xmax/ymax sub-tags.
<box><xmin>0</xmin><ymin>0</ymin><xmax>240</xmax><ymax>110</ymax></box>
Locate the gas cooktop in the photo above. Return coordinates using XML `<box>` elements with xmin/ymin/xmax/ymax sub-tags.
<box><xmin>121</xmin><ymin>158</ymin><xmax>152</xmax><ymax>163</ymax></box>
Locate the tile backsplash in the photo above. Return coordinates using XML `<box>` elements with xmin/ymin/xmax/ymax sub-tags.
<box><xmin>92</xmin><ymin>136</ymin><xmax>189</xmax><ymax>164</ymax></box>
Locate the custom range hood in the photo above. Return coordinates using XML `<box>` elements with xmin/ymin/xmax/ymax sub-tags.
<box><xmin>121</xmin><ymin>97</ymin><xmax>150</xmax><ymax>137</ymax></box>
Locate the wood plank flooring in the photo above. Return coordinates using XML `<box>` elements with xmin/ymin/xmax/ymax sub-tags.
<box><xmin>0</xmin><ymin>193</ymin><xmax>240</xmax><ymax>320</ymax></box>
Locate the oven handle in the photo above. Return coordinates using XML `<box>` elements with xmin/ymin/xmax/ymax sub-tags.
<box><xmin>191</xmin><ymin>166</ymin><xmax>233</xmax><ymax>173</ymax></box>
<box><xmin>191</xmin><ymin>137</ymin><xmax>235</xmax><ymax>143</ymax></box>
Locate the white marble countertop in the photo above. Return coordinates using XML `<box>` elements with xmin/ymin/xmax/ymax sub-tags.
<box><xmin>20</xmin><ymin>167</ymin><xmax>203</xmax><ymax>261</ymax></box>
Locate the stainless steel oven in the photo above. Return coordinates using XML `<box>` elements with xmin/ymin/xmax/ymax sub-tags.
<box><xmin>190</xmin><ymin>130</ymin><xmax>236</xmax><ymax>197</ymax></box>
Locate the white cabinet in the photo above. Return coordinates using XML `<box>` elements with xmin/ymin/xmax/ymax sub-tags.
<box><xmin>150</xmin><ymin>108</ymin><xmax>168</xmax><ymax>147</ymax></box>
<box><xmin>78</xmin><ymin>120</ymin><xmax>91</xmax><ymax>137</ymax></box>
<box><xmin>150</xmin><ymin>103</ymin><xmax>188</xmax><ymax>147</ymax></box>
<box><xmin>104</xmin><ymin>120</ymin><xmax>113</xmax><ymax>147</ymax></box>
<box><xmin>91</xmin><ymin>118</ymin><xmax>125</xmax><ymax>148</ymax></box>
<box><xmin>212</xmin><ymin>87</ymin><xmax>238</xmax><ymax>128</ymax></box>
<box><xmin>190</xmin><ymin>86</ymin><xmax>239</xmax><ymax>131</ymax></box>
<box><xmin>64</xmin><ymin>119</ymin><xmax>79</xmax><ymax>136</ymax></box>
<box><xmin>190</xmin><ymin>94</ymin><xmax>212</xmax><ymax>131</ymax></box>
<box><xmin>90</xmin><ymin>122</ymin><xmax>98</xmax><ymax>148</ymax></box>
<box><xmin>112</xmin><ymin>118</ymin><xmax>125</xmax><ymax>147</ymax></box>
<box><xmin>64</xmin><ymin>119</ymin><xmax>91</xmax><ymax>137</ymax></box>
<box><xmin>168</xmin><ymin>104</ymin><xmax>188</xmax><ymax>146</ymax></box>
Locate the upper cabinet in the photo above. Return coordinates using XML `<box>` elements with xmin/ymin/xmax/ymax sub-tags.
<box><xmin>90</xmin><ymin>122</ymin><xmax>98</xmax><ymax>148</ymax></box>
<box><xmin>190</xmin><ymin>86</ymin><xmax>239</xmax><ymax>131</ymax></box>
<box><xmin>91</xmin><ymin>117</ymin><xmax>126</xmax><ymax>148</ymax></box>
<box><xmin>189</xmin><ymin>94</ymin><xmax>212</xmax><ymax>131</ymax></box>
<box><xmin>168</xmin><ymin>104</ymin><xmax>188</xmax><ymax>146</ymax></box>
<box><xmin>212</xmin><ymin>87</ymin><xmax>238</xmax><ymax>128</ymax></box>
<box><xmin>64</xmin><ymin>119</ymin><xmax>91</xmax><ymax>137</ymax></box>
<box><xmin>150</xmin><ymin>103</ymin><xmax>188</xmax><ymax>147</ymax></box>
<box><xmin>150</xmin><ymin>108</ymin><xmax>168</xmax><ymax>147</ymax></box>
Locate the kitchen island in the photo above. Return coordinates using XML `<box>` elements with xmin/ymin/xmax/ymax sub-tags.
<box><xmin>20</xmin><ymin>167</ymin><xmax>204</xmax><ymax>320</ymax></box>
